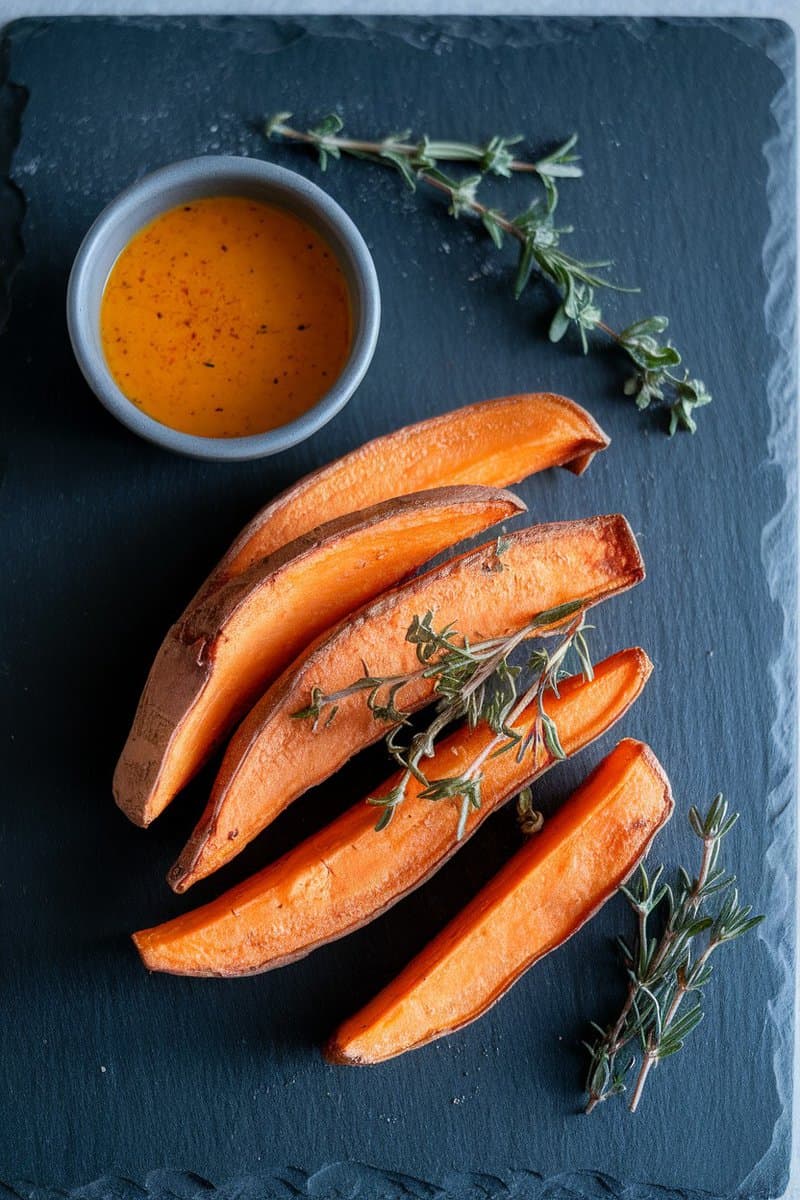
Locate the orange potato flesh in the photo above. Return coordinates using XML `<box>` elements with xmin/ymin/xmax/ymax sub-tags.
<box><xmin>195</xmin><ymin>393</ymin><xmax>610</xmax><ymax>599</ymax></box>
<box><xmin>327</xmin><ymin>738</ymin><xmax>673</xmax><ymax>1065</ymax></box>
<box><xmin>114</xmin><ymin>486</ymin><xmax>524</xmax><ymax>827</ymax></box>
<box><xmin>169</xmin><ymin>515</ymin><xmax>645</xmax><ymax>892</ymax></box>
<box><xmin>134</xmin><ymin>649</ymin><xmax>652</xmax><ymax>977</ymax></box>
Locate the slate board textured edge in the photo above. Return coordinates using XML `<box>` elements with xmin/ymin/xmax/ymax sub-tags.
<box><xmin>740</xmin><ymin>13</ymin><xmax>799</xmax><ymax>1200</ymax></box>
<box><xmin>0</xmin><ymin>1164</ymin><xmax>789</xmax><ymax>1200</ymax></box>
<box><xmin>0</xmin><ymin>28</ymin><xmax>27</xmax><ymax>337</ymax></box>
<box><xmin>0</xmin><ymin>15</ymin><xmax>796</xmax><ymax>1200</ymax></box>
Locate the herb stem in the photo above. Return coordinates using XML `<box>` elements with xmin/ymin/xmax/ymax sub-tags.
<box><xmin>456</xmin><ymin>616</ymin><xmax>541</xmax><ymax>699</ymax></box>
<box><xmin>460</xmin><ymin>663</ymin><xmax>548</xmax><ymax>783</ymax></box>
<box><xmin>297</xmin><ymin>618</ymin><xmax>553</xmax><ymax>728</ymax></box>
<box><xmin>584</xmin><ymin>904</ymin><xmax>646</xmax><ymax>1114</ymax></box>
<box><xmin>269</xmin><ymin>121</ymin><xmax>540</xmax><ymax>174</ymax></box>
<box><xmin>629</xmin><ymin>938</ymin><xmax>718</xmax><ymax>1112</ymax></box>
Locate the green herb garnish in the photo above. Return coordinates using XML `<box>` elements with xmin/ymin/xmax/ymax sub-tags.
<box><xmin>584</xmin><ymin>795</ymin><xmax>763</xmax><ymax>1112</ymax></box>
<box><xmin>293</xmin><ymin>600</ymin><xmax>591</xmax><ymax>836</ymax></box>
<box><xmin>265</xmin><ymin>112</ymin><xmax>711</xmax><ymax>435</ymax></box>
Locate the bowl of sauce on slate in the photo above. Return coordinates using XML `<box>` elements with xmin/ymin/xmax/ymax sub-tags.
<box><xmin>67</xmin><ymin>157</ymin><xmax>380</xmax><ymax>461</ymax></box>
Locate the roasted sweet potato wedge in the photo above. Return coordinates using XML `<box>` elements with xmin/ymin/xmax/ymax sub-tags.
<box><xmin>169</xmin><ymin>515</ymin><xmax>644</xmax><ymax>892</ymax></box>
<box><xmin>114</xmin><ymin>486</ymin><xmax>524</xmax><ymax>827</ymax></box>
<box><xmin>192</xmin><ymin>393</ymin><xmax>609</xmax><ymax>603</ymax></box>
<box><xmin>326</xmin><ymin>738</ymin><xmax>673</xmax><ymax>1065</ymax></box>
<box><xmin>134</xmin><ymin>650</ymin><xmax>652</xmax><ymax>976</ymax></box>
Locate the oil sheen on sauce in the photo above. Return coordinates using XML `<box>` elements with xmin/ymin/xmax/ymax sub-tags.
<box><xmin>100</xmin><ymin>196</ymin><xmax>352</xmax><ymax>437</ymax></box>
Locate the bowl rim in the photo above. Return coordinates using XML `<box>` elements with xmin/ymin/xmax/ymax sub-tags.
<box><xmin>66</xmin><ymin>154</ymin><xmax>381</xmax><ymax>462</ymax></box>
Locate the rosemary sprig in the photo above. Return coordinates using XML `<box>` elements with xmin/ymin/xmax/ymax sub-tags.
<box><xmin>584</xmin><ymin>795</ymin><xmax>763</xmax><ymax>1113</ymax></box>
<box><xmin>265</xmin><ymin>112</ymin><xmax>711</xmax><ymax>435</ymax></box>
<box><xmin>293</xmin><ymin>597</ymin><xmax>592</xmax><ymax>836</ymax></box>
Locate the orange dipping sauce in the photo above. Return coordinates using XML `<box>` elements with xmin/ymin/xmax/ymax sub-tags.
<box><xmin>100</xmin><ymin>196</ymin><xmax>352</xmax><ymax>437</ymax></box>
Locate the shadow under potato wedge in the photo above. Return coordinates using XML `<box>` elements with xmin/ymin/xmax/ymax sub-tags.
<box><xmin>189</xmin><ymin>392</ymin><xmax>610</xmax><ymax>602</ymax></box>
<box><xmin>326</xmin><ymin>737</ymin><xmax>674</xmax><ymax>1065</ymax></box>
<box><xmin>114</xmin><ymin>485</ymin><xmax>524</xmax><ymax>828</ymax></box>
<box><xmin>169</xmin><ymin>514</ymin><xmax>644</xmax><ymax>892</ymax></box>
<box><xmin>134</xmin><ymin>648</ymin><xmax>653</xmax><ymax>977</ymax></box>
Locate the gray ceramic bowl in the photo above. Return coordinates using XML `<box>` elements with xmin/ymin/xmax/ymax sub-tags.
<box><xmin>66</xmin><ymin>156</ymin><xmax>381</xmax><ymax>461</ymax></box>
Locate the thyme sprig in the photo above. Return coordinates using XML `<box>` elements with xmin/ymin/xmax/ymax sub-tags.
<box><xmin>265</xmin><ymin>112</ymin><xmax>712</xmax><ymax>435</ymax></box>
<box><xmin>293</xmin><ymin>597</ymin><xmax>592</xmax><ymax>836</ymax></box>
<box><xmin>584</xmin><ymin>795</ymin><xmax>763</xmax><ymax>1113</ymax></box>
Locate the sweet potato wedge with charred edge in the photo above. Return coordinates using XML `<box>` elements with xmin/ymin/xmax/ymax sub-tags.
<box><xmin>169</xmin><ymin>515</ymin><xmax>644</xmax><ymax>893</ymax></box>
<box><xmin>135</xmin><ymin>650</ymin><xmax>652</xmax><ymax>977</ymax></box>
<box><xmin>190</xmin><ymin>394</ymin><xmax>609</xmax><ymax>607</ymax></box>
<box><xmin>326</xmin><ymin>738</ymin><xmax>673</xmax><ymax>1065</ymax></box>
<box><xmin>115</xmin><ymin>486</ymin><xmax>524</xmax><ymax>828</ymax></box>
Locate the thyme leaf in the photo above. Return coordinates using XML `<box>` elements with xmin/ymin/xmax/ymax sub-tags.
<box><xmin>265</xmin><ymin>112</ymin><xmax>711</xmax><ymax>435</ymax></box>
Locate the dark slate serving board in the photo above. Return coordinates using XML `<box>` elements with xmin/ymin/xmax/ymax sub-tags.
<box><xmin>0</xmin><ymin>15</ymin><xmax>795</xmax><ymax>1200</ymax></box>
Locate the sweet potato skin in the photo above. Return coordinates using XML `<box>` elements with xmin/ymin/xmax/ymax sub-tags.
<box><xmin>114</xmin><ymin>486</ymin><xmax>524</xmax><ymax>828</ymax></box>
<box><xmin>194</xmin><ymin>393</ymin><xmax>610</xmax><ymax>600</ymax></box>
<box><xmin>169</xmin><ymin>514</ymin><xmax>645</xmax><ymax>892</ymax></box>
<box><xmin>133</xmin><ymin>650</ymin><xmax>652</xmax><ymax>977</ymax></box>
<box><xmin>326</xmin><ymin>738</ymin><xmax>674</xmax><ymax>1065</ymax></box>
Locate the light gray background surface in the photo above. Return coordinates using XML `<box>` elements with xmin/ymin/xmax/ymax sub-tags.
<box><xmin>0</xmin><ymin>0</ymin><xmax>796</xmax><ymax>16</ymax></box>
